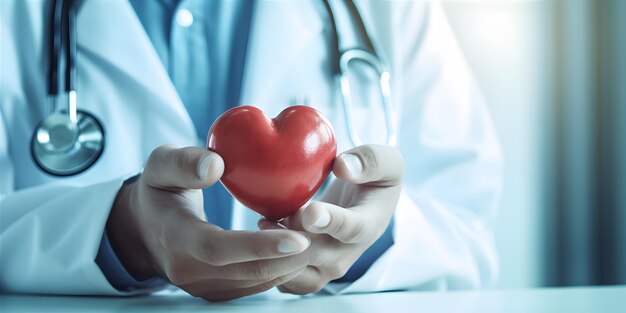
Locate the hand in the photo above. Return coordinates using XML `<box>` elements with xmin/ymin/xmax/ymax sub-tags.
<box><xmin>106</xmin><ymin>145</ymin><xmax>311</xmax><ymax>301</ymax></box>
<box><xmin>258</xmin><ymin>144</ymin><xmax>403</xmax><ymax>294</ymax></box>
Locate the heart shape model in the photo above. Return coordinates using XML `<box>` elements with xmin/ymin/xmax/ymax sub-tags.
<box><xmin>207</xmin><ymin>105</ymin><xmax>337</xmax><ymax>221</ymax></box>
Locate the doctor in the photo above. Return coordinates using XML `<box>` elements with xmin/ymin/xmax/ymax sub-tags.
<box><xmin>0</xmin><ymin>0</ymin><xmax>502</xmax><ymax>302</ymax></box>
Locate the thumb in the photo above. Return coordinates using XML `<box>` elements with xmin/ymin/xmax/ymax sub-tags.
<box><xmin>143</xmin><ymin>145</ymin><xmax>224</xmax><ymax>190</ymax></box>
<box><xmin>333</xmin><ymin>144</ymin><xmax>403</xmax><ymax>187</ymax></box>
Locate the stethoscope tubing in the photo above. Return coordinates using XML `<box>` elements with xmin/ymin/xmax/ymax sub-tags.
<box><xmin>323</xmin><ymin>0</ymin><xmax>397</xmax><ymax>147</ymax></box>
<box><xmin>33</xmin><ymin>0</ymin><xmax>105</xmax><ymax>176</ymax></box>
<box><xmin>33</xmin><ymin>0</ymin><xmax>395</xmax><ymax>177</ymax></box>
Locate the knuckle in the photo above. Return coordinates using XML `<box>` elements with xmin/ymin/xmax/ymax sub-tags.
<box><xmin>248</xmin><ymin>262</ymin><xmax>276</xmax><ymax>280</ymax></box>
<box><xmin>326</xmin><ymin>263</ymin><xmax>347</xmax><ymax>280</ymax></box>
<box><xmin>326</xmin><ymin>212</ymin><xmax>346</xmax><ymax>236</ymax></box>
<box><xmin>201</xmin><ymin>242</ymin><xmax>223</xmax><ymax>266</ymax></box>
<box><xmin>359</xmin><ymin>144</ymin><xmax>381</xmax><ymax>171</ymax></box>
<box><xmin>309</xmin><ymin>250</ymin><xmax>326</xmax><ymax>267</ymax></box>
<box><xmin>329</xmin><ymin>213</ymin><xmax>366</xmax><ymax>243</ymax></box>
<box><xmin>308</xmin><ymin>280</ymin><xmax>327</xmax><ymax>294</ymax></box>
<box><xmin>148</xmin><ymin>145</ymin><xmax>172</xmax><ymax>165</ymax></box>
<box><xmin>173</xmin><ymin>150</ymin><xmax>188</xmax><ymax>173</ymax></box>
<box><xmin>150</xmin><ymin>145</ymin><xmax>168</xmax><ymax>159</ymax></box>
<box><xmin>342</xmin><ymin>220</ymin><xmax>366</xmax><ymax>243</ymax></box>
<box><xmin>144</xmin><ymin>148</ymin><xmax>165</xmax><ymax>179</ymax></box>
<box><xmin>145</xmin><ymin>145</ymin><xmax>183</xmax><ymax>184</ymax></box>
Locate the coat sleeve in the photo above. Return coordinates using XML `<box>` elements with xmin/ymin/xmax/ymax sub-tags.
<box><xmin>328</xmin><ymin>0</ymin><xmax>503</xmax><ymax>294</ymax></box>
<box><xmin>0</xmin><ymin>0</ymin><xmax>173</xmax><ymax>296</ymax></box>
<box><xmin>0</xmin><ymin>110</ymin><xmax>148</xmax><ymax>295</ymax></box>
<box><xmin>0</xmin><ymin>121</ymin><xmax>118</xmax><ymax>295</ymax></box>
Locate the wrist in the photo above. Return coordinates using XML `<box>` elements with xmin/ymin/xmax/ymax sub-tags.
<box><xmin>106</xmin><ymin>175</ymin><xmax>158</xmax><ymax>280</ymax></box>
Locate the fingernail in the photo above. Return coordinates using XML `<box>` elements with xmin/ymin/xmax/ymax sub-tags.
<box><xmin>197</xmin><ymin>154</ymin><xmax>214</xmax><ymax>179</ymax></box>
<box><xmin>312</xmin><ymin>209</ymin><xmax>331</xmax><ymax>228</ymax></box>
<box><xmin>341</xmin><ymin>153</ymin><xmax>363</xmax><ymax>178</ymax></box>
<box><xmin>278</xmin><ymin>236</ymin><xmax>308</xmax><ymax>254</ymax></box>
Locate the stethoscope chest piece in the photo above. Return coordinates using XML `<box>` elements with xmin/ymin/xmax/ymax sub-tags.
<box><xmin>32</xmin><ymin>110</ymin><xmax>104</xmax><ymax>176</ymax></box>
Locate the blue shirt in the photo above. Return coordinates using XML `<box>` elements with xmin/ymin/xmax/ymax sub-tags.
<box><xmin>96</xmin><ymin>0</ymin><xmax>393</xmax><ymax>291</ymax></box>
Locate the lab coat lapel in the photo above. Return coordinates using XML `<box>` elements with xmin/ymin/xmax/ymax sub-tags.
<box><xmin>76</xmin><ymin>0</ymin><xmax>195</xmax><ymax>137</ymax></box>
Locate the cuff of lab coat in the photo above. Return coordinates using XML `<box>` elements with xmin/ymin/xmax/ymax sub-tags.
<box><xmin>96</xmin><ymin>230</ymin><xmax>167</xmax><ymax>292</ymax></box>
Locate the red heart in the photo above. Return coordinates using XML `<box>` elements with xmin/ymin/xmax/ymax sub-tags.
<box><xmin>207</xmin><ymin>105</ymin><xmax>337</xmax><ymax>221</ymax></box>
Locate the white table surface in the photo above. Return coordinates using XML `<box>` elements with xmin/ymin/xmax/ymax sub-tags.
<box><xmin>1</xmin><ymin>285</ymin><xmax>625</xmax><ymax>313</ymax></box>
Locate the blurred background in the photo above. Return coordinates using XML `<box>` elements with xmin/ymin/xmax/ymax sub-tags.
<box><xmin>440</xmin><ymin>0</ymin><xmax>625</xmax><ymax>288</ymax></box>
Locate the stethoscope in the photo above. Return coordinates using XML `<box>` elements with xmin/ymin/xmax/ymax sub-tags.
<box><xmin>322</xmin><ymin>0</ymin><xmax>397</xmax><ymax>148</ymax></box>
<box><xmin>32</xmin><ymin>0</ymin><xmax>104</xmax><ymax>176</ymax></box>
<box><xmin>32</xmin><ymin>0</ymin><xmax>394</xmax><ymax>176</ymax></box>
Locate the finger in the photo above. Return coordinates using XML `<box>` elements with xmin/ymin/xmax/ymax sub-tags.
<box><xmin>166</xmin><ymin>246</ymin><xmax>311</xmax><ymax>284</ymax></box>
<box><xmin>333</xmin><ymin>144</ymin><xmax>403</xmax><ymax>186</ymax></box>
<box><xmin>215</xmin><ymin>252</ymin><xmax>311</xmax><ymax>281</ymax></box>
<box><xmin>296</xmin><ymin>201</ymin><xmax>371</xmax><ymax>244</ymax></box>
<box><xmin>196</xmin><ymin>267</ymin><xmax>307</xmax><ymax>302</ymax></box>
<box><xmin>282</xmin><ymin>213</ymin><xmax>306</xmax><ymax>232</ymax></box>
<box><xmin>183</xmin><ymin>221</ymin><xmax>310</xmax><ymax>266</ymax></box>
<box><xmin>278</xmin><ymin>266</ymin><xmax>326</xmax><ymax>295</ymax></box>
<box><xmin>257</xmin><ymin>219</ymin><xmax>287</xmax><ymax>230</ymax></box>
<box><xmin>144</xmin><ymin>145</ymin><xmax>224</xmax><ymax>190</ymax></box>
<box><xmin>259</xmin><ymin>218</ymin><xmax>344</xmax><ymax>268</ymax></box>
<box><xmin>182</xmin><ymin>266</ymin><xmax>306</xmax><ymax>292</ymax></box>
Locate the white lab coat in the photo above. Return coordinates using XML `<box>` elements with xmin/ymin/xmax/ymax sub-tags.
<box><xmin>0</xmin><ymin>0</ymin><xmax>502</xmax><ymax>296</ymax></box>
